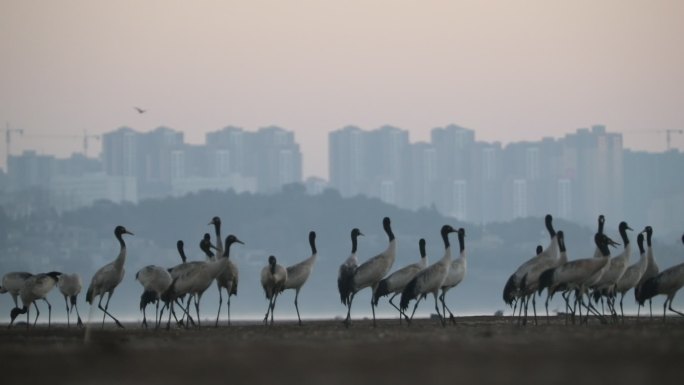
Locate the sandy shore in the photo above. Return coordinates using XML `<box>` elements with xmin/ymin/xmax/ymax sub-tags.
<box><xmin>1</xmin><ymin>316</ymin><xmax>683</xmax><ymax>385</ymax></box>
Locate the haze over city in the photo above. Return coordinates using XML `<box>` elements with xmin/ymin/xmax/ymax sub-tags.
<box><xmin>2</xmin><ymin>0</ymin><xmax>683</xmax><ymax>177</ymax></box>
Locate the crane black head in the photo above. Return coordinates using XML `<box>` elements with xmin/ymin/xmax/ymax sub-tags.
<box><xmin>457</xmin><ymin>228</ymin><xmax>466</xmax><ymax>252</ymax></box>
<box><xmin>209</xmin><ymin>216</ymin><xmax>221</xmax><ymax>226</ymax></box>
<box><xmin>618</xmin><ymin>221</ymin><xmax>633</xmax><ymax>246</ymax></box>
<box><xmin>637</xmin><ymin>232</ymin><xmax>645</xmax><ymax>254</ymax></box>
<box><xmin>382</xmin><ymin>217</ymin><xmax>395</xmax><ymax>241</ymax></box>
<box><xmin>536</xmin><ymin>245</ymin><xmax>543</xmax><ymax>255</ymax></box>
<box><xmin>544</xmin><ymin>214</ymin><xmax>556</xmax><ymax>238</ymax></box>
<box><xmin>10</xmin><ymin>306</ymin><xmax>27</xmax><ymax>323</ymax></box>
<box><xmin>225</xmin><ymin>234</ymin><xmax>244</xmax><ymax>247</ymax></box>
<box><xmin>419</xmin><ymin>238</ymin><xmax>426</xmax><ymax>258</ymax></box>
<box><xmin>268</xmin><ymin>255</ymin><xmax>277</xmax><ymax>266</ymax></box>
<box><xmin>644</xmin><ymin>226</ymin><xmax>653</xmax><ymax>247</ymax></box>
<box><xmin>351</xmin><ymin>228</ymin><xmax>363</xmax><ymax>238</ymax></box>
<box><xmin>681</xmin><ymin>233</ymin><xmax>684</xmax><ymax>245</ymax></box>
<box><xmin>115</xmin><ymin>226</ymin><xmax>133</xmax><ymax>237</ymax></box>
<box><xmin>46</xmin><ymin>271</ymin><xmax>62</xmax><ymax>280</ymax></box>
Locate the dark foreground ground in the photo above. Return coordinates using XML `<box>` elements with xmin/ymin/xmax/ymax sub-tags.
<box><xmin>1</xmin><ymin>315</ymin><xmax>683</xmax><ymax>385</ymax></box>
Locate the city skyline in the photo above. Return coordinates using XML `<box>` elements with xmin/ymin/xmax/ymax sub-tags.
<box><xmin>2</xmin><ymin>1</ymin><xmax>684</xmax><ymax>177</ymax></box>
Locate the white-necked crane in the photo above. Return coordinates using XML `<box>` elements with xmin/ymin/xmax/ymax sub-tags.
<box><xmin>373</xmin><ymin>238</ymin><xmax>428</xmax><ymax>323</ymax></box>
<box><xmin>343</xmin><ymin>217</ymin><xmax>397</xmax><ymax>327</ymax></box>
<box><xmin>283</xmin><ymin>231</ymin><xmax>318</xmax><ymax>326</ymax></box>
<box><xmin>10</xmin><ymin>271</ymin><xmax>62</xmax><ymax>329</ymax></box>
<box><xmin>338</xmin><ymin>228</ymin><xmax>363</xmax><ymax>307</ymax></box>
<box><xmin>261</xmin><ymin>255</ymin><xmax>288</xmax><ymax>325</ymax></box>
<box><xmin>85</xmin><ymin>225</ymin><xmax>133</xmax><ymax>328</ymax></box>
<box><xmin>57</xmin><ymin>273</ymin><xmax>83</xmax><ymax>327</ymax></box>
<box><xmin>399</xmin><ymin>225</ymin><xmax>460</xmax><ymax>327</ymax></box>
<box><xmin>638</xmin><ymin>233</ymin><xmax>684</xmax><ymax>321</ymax></box>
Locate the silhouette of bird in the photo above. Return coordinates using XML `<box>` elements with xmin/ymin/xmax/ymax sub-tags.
<box><xmin>373</xmin><ymin>238</ymin><xmax>428</xmax><ymax>323</ymax></box>
<box><xmin>344</xmin><ymin>217</ymin><xmax>397</xmax><ymax>327</ymax></box>
<box><xmin>85</xmin><ymin>225</ymin><xmax>134</xmax><ymax>328</ymax></box>
<box><xmin>283</xmin><ymin>231</ymin><xmax>318</xmax><ymax>326</ymax></box>
<box><xmin>338</xmin><ymin>228</ymin><xmax>363</xmax><ymax>306</ymax></box>
<box><xmin>10</xmin><ymin>272</ymin><xmax>62</xmax><ymax>329</ymax></box>
<box><xmin>261</xmin><ymin>255</ymin><xmax>288</xmax><ymax>325</ymax></box>
<box><xmin>400</xmin><ymin>226</ymin><xmax>461</xmax><ymax>327</ymax></box>
<box><xmin>134</xmin><ymin>107</ymin><xmax>146</xmax><ymax>114</ymax></box>
<box><xmin>57</xmin><ymin>273</ymin><xmax>83</xmax><ymax>327</ymax></box>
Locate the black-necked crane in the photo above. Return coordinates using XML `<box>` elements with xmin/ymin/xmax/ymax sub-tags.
<box><xmin>210</xmin><ymin>217</ymin><xmax>239</xmax><ymax>327</ymax></box>
<box><xmin>439</xmin><ymin>228</ymin><xmax>467</xmax><ymax>324</ymax></box>
<box><xmin>9</xmin><ymin>271</ymin><xmax>62</xmax><ymax>329</ymax></box>
<box><xmin>615</xmin><ymin>231</ymin><xmax>647</xmax><ymax>321</ymax></box>
<box><xmin>635</xmin><ymin>226</ymin><xmax>659</xmax><ymax>319</ymax></box>
<box><xmin>373</xmin><ymin>238</ymin><xmax>428</xmax><ymax>323</ymax></box>
<box><xmin>162</xmin><ymin>238</ymin><xmax>212</xmax><ymax>328</ymax></box>
<box><xmin>57</xmin><ymin>273</ymin><xmax>83</xmax><ymax>327</ymax></box>
<box><xmin>283</xmin><ymin>231</ymin><xmax>318</xmax><ymax>326</ymax></box>
<box><xmin>261</xmin><ymin>255</ymin><xmax>288</xmax><ymax>325</ymax></box>
<box><xmin>639</xmin><ymin>233</ymin><xmax>684</xmax><ymax>321</ymax></box>
<box><xmin>85</xmin><ymin>225</ymin><xmax>133</xmax><ymax>328</ymax></box>
<box><xmin>163</xmin><ymin>235</ymin><xmax>243</xmax><ymax>330</ymax></box>
<box><xmin>343</xmin><ymin>217</ymin><xmax>397</xmax><ymax>327</ymax></box>
<box><xmin>512</xmin><ymin>245</ymin><xmax>544</xmax><ymax>318</ymax></box>
<box><xmin>590</xmin><ymin>221</ymin><xmax>633</xmax><ymax>319</ymax></box>
<box><xmin>519</xmin><ymin>230</ymin><xmax>567</xmax><ymax>325</ymax></box>
<box><xmin>399</xmin><ymin>225</ymin><xmax>460</xmax><ymax>327</ymax></box>
<box><xmin>537</xmin><ymin>233</ymin><xmax>614</xmax><ymax>322</ymax></box>
<box><xmin>338</xmin><ymin>228</ymin><xmax>363</xmax><ymax>307</ymax></box>
<box><xmin>135</xmin><ymin>264</ymin><xmax>172</xmax><ymax>329</ymax></box>
<box><xmin>1</xmin><ymin>272</ymin><xmax>33</xmax><ymax>309</ymax></box>
<box><xmin>502</xmin><ymin>214</ymin><xmax>558</xmax><ymax>318</ymax></box>
<box><xmin>592</xmin><ymin>215</ymin><xmax>606</xmax><ymax>258</ymax></box>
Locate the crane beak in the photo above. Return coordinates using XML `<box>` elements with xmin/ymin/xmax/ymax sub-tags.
<box><xmin>126</xmin><ymin>230</ymin><xmax>135</xmax><ymax>236</ymax></box>
<box><xmin>235</xmin><ymin>238</ymin><xmax>245</xmax><ymax>245</ymax></box>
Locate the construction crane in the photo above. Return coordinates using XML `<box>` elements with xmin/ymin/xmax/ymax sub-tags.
<box><xmin>22</xmin><ymin>131</ymin><xmax>101</xmax><ymax>157</ymax></box>
<box><xmin>82</xmin><ymin>131</ymin><xmax>101</xmax><ymax>157</ymax></box>
<box><xmin>663</xmin><ymin>129</ymin><xmax>684</xmax><ymax>151</ymax></box>
<box><xmin>2</xmin><ymin>122</ymin><xmax>24</xmax><ymax>170</ymax></box>
<box><xmin>624</xmin><ymin>129</ymin><xmax>683</xmax><ymax>151</ymax></box>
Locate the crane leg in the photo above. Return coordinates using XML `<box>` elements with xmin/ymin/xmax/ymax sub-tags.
<box><xmin>294</xmin><ymin>290</ymin><xmax>302</xmax><ymax>326</ymax></box>
<box><xmin>215</xmin><ymin>287</ymin><xmax>223</xmax><ymax>328</ymax></box>
<box><xmin>663</xmin><ymin>298</ymin><xmax>668</xmax><ymax>322</ymax></box>
<box><xmin>408</xmin><ymin>297</ymin><xmax>422</xmax><ymax>325</ymax></box>
<box><xmin>532</xmin><ymin>294</ymin><xmax>537</xmax><ymax>325</ymax></box>
<box><xmin>64</xmin><ymin>296</ymin><xmax>71</xmax><ymax>328</ymax></box>
<box><xmin>388</xmin><ymin>293</ymin><xmax>404</xmax><ymax>323</ymax></box>
<box><xmin>668</xmin><ymin>297</ymin><xmax>684</xmax><ymax>317</ymax></box>
<box><xmin>649</xmin><ymin>299</ymin><xmax>653</xmax><ymax>320</ymax></box>
<box><xmin>142</xmin><ymin>303</ymin><xmax>148</xmax><ymax>328</ymax></box>
<box><xmin>619</xmin><ymin>293</ymin><xmax>625</xmax><ymax>323</ymax></box>
<box><xmin>270</xmin><ymin>293</ymin><xmax>279</xmax><ymax>325</ymax></box>
<box><xmin>227</xmin><ymin>294</ymin><xmax>232</xmax><ymax>327</ymax></box>
<box><xmin>264</xmin><ymin>296</ymin><xmax>273</xmax><ymax>325</ymax></box>
<box><xmin>433</xmin><ymin>293</ymin><xmax>445</xmax><ymax>327</ymax></box>
<box><xmin>99</xmin><ymin>291</ymin><xmax>124</xmax><ymax>328</ymax></box>
<box><xmin>344</xmin><ymin>292</ymin><xmax>356</xmax><ymax>327</ymax></box>
<box><xmin>194</xmin><ymin>294</ymin><xmax>202</xmax><ymax>329</ymax></box>
<box><xmin>74</xmin><ymin>299</ymin><xmax>83</xmax><ymax>328</ymax></box>
<box><xmin>31</xmin><ymin>302</ymin><xmax>40</xmax><ymax>329</ymax></box>
<box><xmin>370</xmin><ymin>296</ymin><xmax>377</xmax><ymax>328</ymax></box>
<box><xmin>439</xmin><ymin>292</ymin><xmax>456</xmax><ymax>325</ymax></box>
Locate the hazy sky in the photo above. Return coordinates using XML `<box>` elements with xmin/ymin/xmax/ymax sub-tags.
<box><xmin>1</xmin><ymin>0</ymin><xmax>683</xmax><ymax>177</ymax></box>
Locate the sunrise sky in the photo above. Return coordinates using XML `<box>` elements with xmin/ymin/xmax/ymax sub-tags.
<box><xmin>1</xmin><ymin>0</ymin><xmax>683</xmax><ymax>177</ymax></box>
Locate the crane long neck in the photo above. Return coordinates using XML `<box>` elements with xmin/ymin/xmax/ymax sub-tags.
<box><xmin>309</xmin><ymin>234</ymin><xmax>317</xmax><ymax>256</ymax></box>
<box><xmin>351</xmin><ymin>234</ymin><xmax>358</xmax><ymax>254</ymax></box>
<box><xmin>620</xmin><ymin>226</ymin><xmax>630</xmax><ymax>246</ymax></box>
<box><xmin>214</xmin><ymin>222</ymin><xmax>223</xmax><ymax>255</ymax></box>
<box><xmin>114</xmin><ymin>232</ymin><xmax>127</xmax><ymax>269</ymax></box>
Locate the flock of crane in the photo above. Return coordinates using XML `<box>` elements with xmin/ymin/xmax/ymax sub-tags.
<box><xmin>504</xmin><ymin>214</ymin><xmax>684</xmax><ymax>325</ymax></box>
<box><xmin>1</xmin><ymin>214</ymin><xmax>682</xmax><ymax>330</ymax></box>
